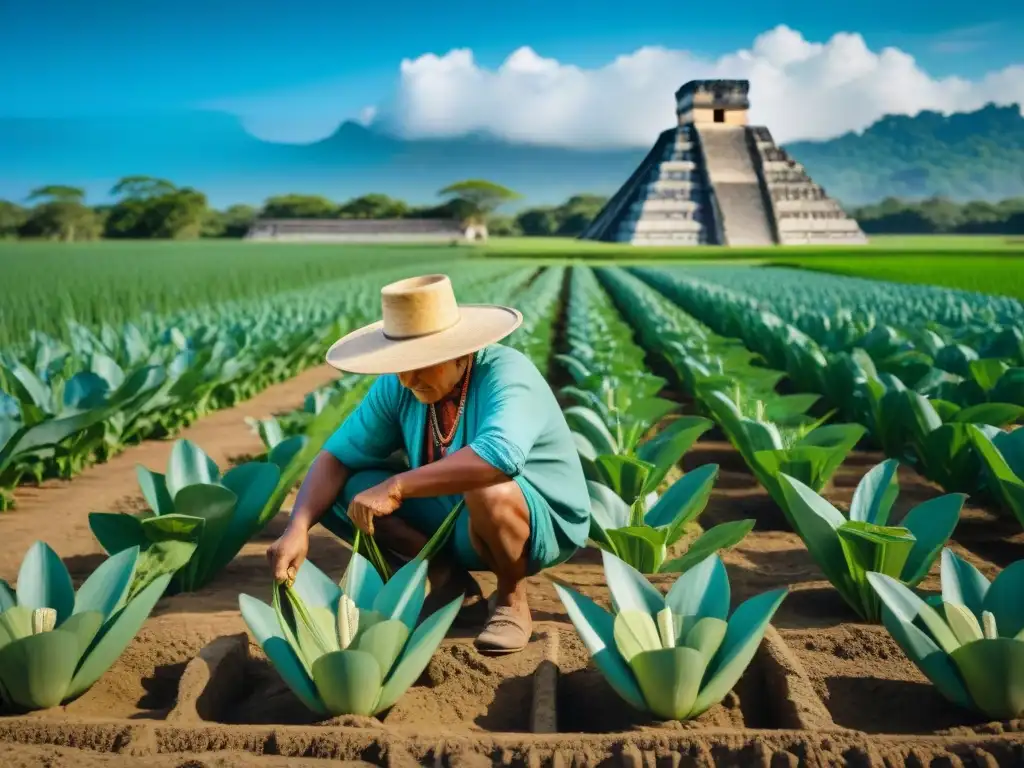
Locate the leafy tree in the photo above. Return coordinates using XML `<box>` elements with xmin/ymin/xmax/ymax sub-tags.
<box><xmin>437</xmin><ymin>180</ymin><xmax>521</xmax><ymax>226</ymax></box>
<box><xmin>203</xmin><ymin>204</ymin><xmax>258</xmax><ymax>238</ymax></box>
<box><xmin>21</xmin><ymin>185</ymin><xmax>99</xmax><ymax>241</ymax></box>
<box><xmin>486</xmin><ymin>215</ymin><xmax>522</xmax><ymax>237</ymax></box>
<box><xmin>516</xmin><ymin>207</ymin><xmax>557</xmax><ymax>236</ymax></box>
<box><xmin>110</xmin><ymin>176</ymin><xmax>177</xmax><ymax>200</ymax></box>
<box><xmin>337</xmin><ymin>193</ymin><xmax>409</xmax><ymax>219</ymax></box>
<box><xmin>261</xmin><ymin>194</ymin><xmax>338</xmax><ymax>219</ymax></box>
<box><xmin>0</xmin><ymin>201</ymin><xmax>27</xmax><ymax>239</ymax></box>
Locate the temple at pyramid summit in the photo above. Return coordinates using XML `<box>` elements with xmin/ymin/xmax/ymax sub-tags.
<box><xmin>580</xmin><ymin>80</ymin><xmax>867</xmax><ymax>246</ymax></box>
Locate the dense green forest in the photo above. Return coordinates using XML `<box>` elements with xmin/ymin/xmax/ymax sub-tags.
<box><xmin>1</xmin><ymin>176</ymin><xmax>1022</xmax><ymax>241</ymax></box>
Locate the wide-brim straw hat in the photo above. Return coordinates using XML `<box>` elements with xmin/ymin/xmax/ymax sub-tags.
<box><xmin>325</xmin><ymin>274</ymin><xmax>523</xmax><ymax>374</ymax></box>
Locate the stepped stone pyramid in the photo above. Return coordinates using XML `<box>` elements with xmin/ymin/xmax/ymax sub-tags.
<box><xmin>581</xmin><ymin>80</ymin><xmax>867</xmax><ymax>246</ymax></box>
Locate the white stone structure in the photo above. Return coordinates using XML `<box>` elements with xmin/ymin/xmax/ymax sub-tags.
<box><xmin>244</xmin><ymin>218</ymin><xmax>479</xmax><ymax>243</ymax></box>
<box><xmin>581</xmin><ymin>80</ymin><xmax>867</xmax><ymax>246</ymax></box>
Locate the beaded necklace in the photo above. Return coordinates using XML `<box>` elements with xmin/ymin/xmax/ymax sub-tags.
<box><xmin>429</xmin><ymin>356</ymin><xmax>473</xmax><ymax>456</ymax></box>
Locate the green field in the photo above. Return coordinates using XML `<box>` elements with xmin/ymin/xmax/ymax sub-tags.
<box><xmin>0</xmin><ymin>241</ymin><xmax>467</xmax><ymax>345</ymax></box>
<box><xmin>2</xmin><ymin>235</ymin><xmax>1022</xmax><ymax>347</ymax></box>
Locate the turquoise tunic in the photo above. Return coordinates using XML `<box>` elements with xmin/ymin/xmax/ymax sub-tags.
<box><xmin>321</xmin><ymin>343</ymin><xmax>590</xmax><ymax>573</ymax></box>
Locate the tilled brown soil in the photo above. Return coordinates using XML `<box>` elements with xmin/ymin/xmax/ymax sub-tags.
<box><xmin>1</xmin><ymin>381</ymin><xmax>1023</xmax><ymax>766</ymax></box>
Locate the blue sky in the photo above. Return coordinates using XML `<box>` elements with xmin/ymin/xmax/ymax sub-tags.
<box><xmin>2</xmin><ymin>0</ymin><xmax>1021</xmax><ymax>143</ymax></box>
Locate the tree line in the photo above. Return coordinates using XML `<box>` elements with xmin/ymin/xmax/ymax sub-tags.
<box><xmin>1</xmin><ymin>176</ymin><xmax>1022</xmax><ymax>241</ymax></box>
<box><xmin>849</xmin><ymin>196</ymin><xmax>1024</xmax><ymax>234</ymax></box>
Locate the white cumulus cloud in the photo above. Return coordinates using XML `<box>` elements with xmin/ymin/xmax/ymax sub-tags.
<box><xmin>387</xmin><ymin>25</ymin><xmax>1024</xmax><ymax>147</ymax></box>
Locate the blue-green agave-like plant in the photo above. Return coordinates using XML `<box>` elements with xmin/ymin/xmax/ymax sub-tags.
<box><xmin>868</xmin><ymin>548</ymin><xmax>1024</xmax><ymax>721</ymax></box>
<box><xmin>552</xmin><ymin>551</ymin><xmax>787</xmax><ymax>721</ymax></box>
<box><xmin>239</xmin><ymin>551</ymin><xmax>462</xmax><ymax>718</ymax></box>
<box><xmin>0</xmin><ymin>541</ymin><xmax>180</xmax><ymax>711</ymax></box>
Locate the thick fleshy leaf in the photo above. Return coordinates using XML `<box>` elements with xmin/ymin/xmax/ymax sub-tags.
<box><xmin>88</xmin><ymin>513</ymin><xmax>147</xmax><ymax>556</ymax></box>
<box><xmin>601</xmin><ymin>550</ymin><xmax>665</xmax><ymax>616</ymax></box>
<box><xmin>0</xmin><ymin>605</ymin><xmax>32</xmax><ymax>646</ymax></box>
<box><xmin>850</xmin><ymin>460</ymin><xmax>900</xmax><ymax>525</ymax></box>
<box><xmin>165</xmin><ymin>440</ymin><xmax>220</xmax><ymax>499</ymax></box>
<box><xmin>983</xmin><ymin>560</ymin><xmax>1024</xmax><ymax>639</ymax></box>
<box><xmin>596</xmin><ymin>455</ymin><xmax>653</xmax><ymax>506</ymax></box>
<box><xmin>0</xmin><ymin>629</ymin><xmax>80</xmax><ymax>709</ymax></box>
<box><xmin>0</xmin><ymin>581</ymin><xmax>15</xmax><ymax>612</ymax></box>
<box><xmin>950</xmin><ymin>638</ymin><xmax>1024</xmax><ymax>720</ymax></box>
<box><xmin>173</xmin><ymin>483</ymin><xmax>237</xmax><ymax>588</ymax></box>
<box><xmin>550</xmin><ymin>582</ymin><xmax>646</xmax><ymax>712</ymax></box>
<box><xmin>636</xmin><ymin>416</ymin><xmax>713</xmax><ymax>491</ymax></box>
<box><xmin>836</xmin><ymin>521</ymin><xmax>916</xmax><ymax>620</ymax></box>
<box><xmin>644</xmin><ymin>464</ymin><xmax>718</xmax><ymax>546</ymax></box>
<box><xmin>613</xmin><ymin>610</ymin><xmax>662</xmax><ymax>662</ymax></box>
<box><xmin>16</xmin><ymin>541</ymin><xmax>75</xmax><ymax>625</ymax></box>
<box><xmin>72</xmin><ymin>547</ymin><xmax>139</xmax><ymax>621</ymax></box>
<box><xmin>631</xmin><ymin>646</ymin><xmax>706</xmax><ymax>719</ymax></box>
<box><xmin>940</xmin><ymin>548</ymin><xmax>990</xmax><ymax>619</ymax></box>
<box><xmin>341</xmin><ymin>552</ymin><xmax>384</xmax><ymax>611</ymax></box>
<box><xmin>665</xmin><ymin>555</ymin><xmax>730</xmax><ymax>636</ymax></box>
<box><xmin>135</xmin><ymin>467</ymin><xmax>174</xmax><ymax>516</ymax></box>
<box><xmin>682</xmin><ymin>616</ymin><xmax>728</xmax><ymax>667</ymax></box>
<box><xmin>944</xmin><ymin>602</ymin><xmax>983</xmax><ymax>645</ymax></box>
<box><xmin>900</xmin><ymin>494</ymin><xmax>965</xmax><ymax>586</ymax></box>
<box><xmin>311</xmin><ymin>649</ymin><xmax>382</xmax><ymax>716</ymax></box>
<box><xmin>564</xmin><ymin>406</ymin><xmax>618</xmax><ymax>456</ymax></box>
<box><xmin>660</xmin><ymin>520</ymin><xmax>754</xmax><ymax>575</ymax></box>
<box><xmin>65</xmin><ymin>572</ymin><xmax>172</xmax><ymax>700</ymax></box>
<box><xmin>969</xmin><ymin>425</ymin><xmax>1024</xmax><ymax>526</ymax></box>
<box><xmin>372</xmin><ymin>558</ymin><xmax>428</xmax><ymax>630</ymax></box>
<box><xmin>779</xmin><ymin>474</ymin><xmax>859</xmax><ymax>609</ymax></box>
<box><xmin>876</xmin><ymin>593</ymin><xmax>974</xmax><ymax>711</ymax></box>
<box><xmin>239</xmin><ymin>593</ymin><xmax>326</xmax><ymax>715</ymax></box>
<box><xmin>690</xmin><ymin>588</ymin><xmax>787</xmax><ymax>717</ymax></box>
<box><xmin>866</xmin><ymin>572</ymin><xmax>960</xmax><ymax>654</ymax></box>
<box><xmin>604</xmin><ymin>527</ymin><xmax>667</xmax><ymax>574</ymax></box>
<box><xmin>375</xmin><ymin>594</ymin><xmax>462</xmax><ymax>713</ymax></box>
<box><xmin>212</xmin><ymin>462</ymin><xmax>281</xmax><ymax>573</ymax></box>
<box><xmin>588</xmin><ymin>481</ymin><xmax>631</xmax><ymax>532</ymax></box>
<box><xmin>953</xmin><ymin>403</ymin><xmax>1024</xmax><ymax>428</ymax></box>
<box><xmin>352</xmin><ymin>618</ymin><xmax>410</xmax><ymax>678</ymax></box>
<box><xmin>268</xmin><ymin>435</ymin><xmax>306</xmax><ymax>471</ymax></box>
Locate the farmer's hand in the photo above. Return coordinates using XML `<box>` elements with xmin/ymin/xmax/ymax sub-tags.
<box><xmin>267</xmin><ymin>524</ymin><xmax>309</xmax><ymax>586</ymax></box>
<box><xmin>348</xmin><ymin>478</ymin><xmax>402</xmax><ymax>536</ymax></box>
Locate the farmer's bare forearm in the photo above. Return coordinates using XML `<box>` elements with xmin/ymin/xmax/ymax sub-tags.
<box><xmin>394</xmin><ymin>447</ymin><xmax>508</xmax><ymax>498</ymax></box>
<box><xmin>288</xmin><ymin>451</ymin><xmax>349</xmax><ymax>532</ymax></box>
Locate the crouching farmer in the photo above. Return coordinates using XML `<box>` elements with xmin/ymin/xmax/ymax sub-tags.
<box><xmin>266</xmin><ymin>274</ymin><xmax>590</xmax><ymax>654</ymax></box>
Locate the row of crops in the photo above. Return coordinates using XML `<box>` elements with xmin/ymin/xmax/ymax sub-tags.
<box><xmin>0</xmin><ymin>259</ymin><xmax>523</xmax><ymax>508</ymax></box>
<box><xmin>1</xmin><ymin>260</ymin><xmax>1022</xmax><ymax>724</ymax></box>
<box><xmin>224</xmin><ymin>262</ymin><xmax>1024</xmax><ymax>723</ymax></box>
<box><xmin>627</xmin><ymin>265</ymin><xmax>1024</xmax><ymax>528</ymax></box>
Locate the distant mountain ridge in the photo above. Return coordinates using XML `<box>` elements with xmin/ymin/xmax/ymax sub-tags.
<box><xmin>0</xmin><ymin>102</ymin><xmax>1021</xmax><ymax>207</ymax></box>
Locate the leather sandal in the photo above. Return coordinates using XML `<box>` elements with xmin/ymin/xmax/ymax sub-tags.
<box><xmin>474</xmin><ymin>605</ymin><xmax>533</xmax><ymax>654</ymax></box>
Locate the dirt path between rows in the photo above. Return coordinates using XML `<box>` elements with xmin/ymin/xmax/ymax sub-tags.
<box><xmin>0</xmin><ymin>364</ymin><xmax>342</xmax><ymax>582</ymax></box>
